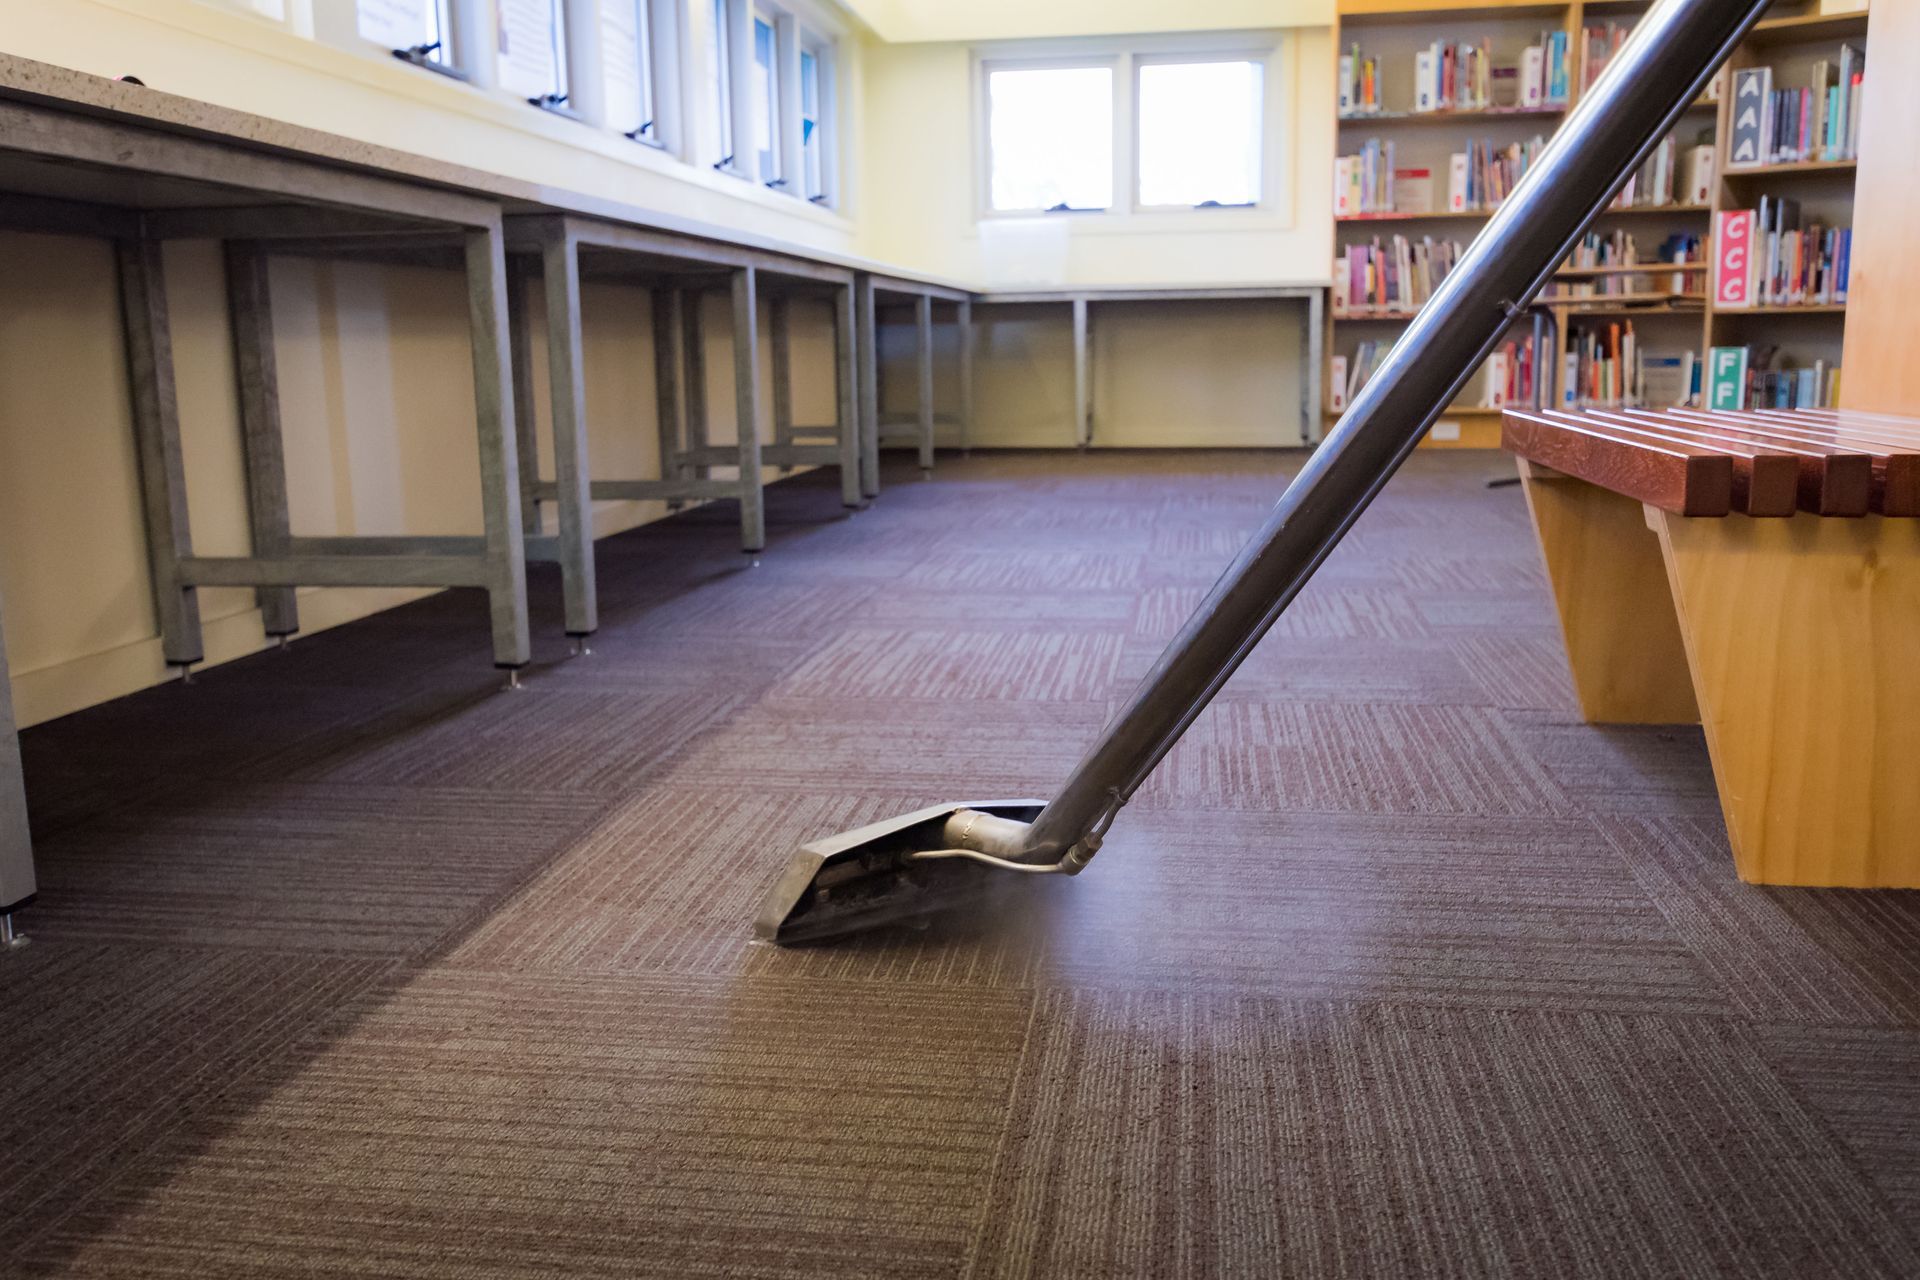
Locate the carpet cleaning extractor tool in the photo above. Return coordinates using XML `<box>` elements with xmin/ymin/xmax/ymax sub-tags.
<box><xmin>756</xmin><ymin>0</ymin><xmax>1774</xmax><ymax>945</ymax></box>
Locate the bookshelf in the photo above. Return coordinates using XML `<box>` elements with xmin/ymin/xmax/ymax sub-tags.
<box><xmin>1328</xmin><ymin>0</ymin><xmax>1872</xmax><ymax>448</ymax></box>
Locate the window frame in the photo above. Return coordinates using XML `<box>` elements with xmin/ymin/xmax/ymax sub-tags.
<box><xmin>495</xmin><ymin>0</ymin><xmax>574</xmax><ymax>113</ymax></box>
<box><xmin>977</xmin><ymin>55</ymin><xmax>1121</xmax><ymax>217</ymax></box>
<box><xmin>336</xmin><ymin>0</ymin><xmax>469</xmax><ymax>80</ymax></box>
<box><xmin>751</xmin><ymin>8</ymin><xmax>785</xmax><ymax>188</ymax></box>
<box><xmin>600</xmin><ymin>0</ymin><xmax>681</xmax><ymax>151</ymax></box>
<box><xmin>1131</xmin><ymin>51</ymin><xmax>1270</xmax><ymax>212</ymax></box>
<box><xmin>797</xmin><ymin>28</ymin><xmax>838</xmax><ymax>206</ymax></box>
<box><xmin>974</xmin><ymin>32</ymin><xmax>1289</xmax><ymax>225</ymax></box>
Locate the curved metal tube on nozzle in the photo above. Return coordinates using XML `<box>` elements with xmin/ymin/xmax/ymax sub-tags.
<box><xmin>1017</xmin><ymin>0</ymin><xmax>1772</xmax><ymax>865</ymax></box>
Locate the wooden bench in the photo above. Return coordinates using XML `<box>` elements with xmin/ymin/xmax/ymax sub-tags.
<box><xmin>1502</xmin><ymin>406</ymin><xmax>1920</xmax><ymax>889</ymax></box>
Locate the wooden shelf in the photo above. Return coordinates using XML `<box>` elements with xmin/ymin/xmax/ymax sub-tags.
<box><xmin>1338</xmin><ymin>106</ymin><xmax>1565</xmax><ymax>126</ymax></box>
<box><xmin>1596</xmin><ymin>203</ymin><xmax>1713</xmax><ymax>216</ymax></box>
<box><xmin>1555</xmin><ymin>302</ymin><xmax>1708</xmax><ymax>317</ymax></box>
<box><xmin>1329</xmin><ymin>1</ymin><xmax>1870</xmax><ymax>452</ymax></box>
<box><xmin>1556</xmin><ymin>263</ymin><xmax>1708</xmax><ymax>278</ymax></box>
<box><xmin>1713</xmin><ymin>303</ymin><xmax>1850</xmax><ymax>316</ymax></box>
<box><xmin>1337</xmin><ymin>209</ymin><xmax>1489</xmax><ymax>222</ymax></box>
<box><xmin>1326</xmin><ymin>405</ymin><xmax>1505</xmax><ymax>418</ymax></box>
<box><xmin>1723</xmin><ymin>159</ymin><xmax>1858</xmax><ymax>178</ymax></box>
<box><xmin>1745</xmin><ymin>9</ymin><xmax>1870</xmax><ymax>47</ymax></box>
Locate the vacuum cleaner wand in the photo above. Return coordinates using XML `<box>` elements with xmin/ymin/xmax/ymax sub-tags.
<box><xmin>756</xmin><ymin>0</ymin><xmax>1774</xmax><ymax>946</ymax></box>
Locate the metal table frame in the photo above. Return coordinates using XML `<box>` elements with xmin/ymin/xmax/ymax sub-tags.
<box><xmin>504</xmin><ymin>215</ymin><xmax>859</xmax><ymax>614</ymax></box>
<box><xmin>859</xmin><ymin>274</ymin><xmax>975</xmax><ymax>495</ymax></box>
<box><xmin>0</xmin><ymin>99</ymin><xmax>536</xmax><ymax>677</ymax></box>
<box><xmin>974</xmin><ymin>286</ymin><xmax>1326</xmax><ymax>448</ymax></box>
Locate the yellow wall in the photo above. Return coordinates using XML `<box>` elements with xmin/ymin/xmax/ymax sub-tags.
<box><xmin>856</xmin><ymin>32</ymin><xmax>1333</xmax><ymax>286</ymax></box>
<box><xmin>860</xmin><ymin>27</ymin><xmax>1331</xmax><ymax>453</ymax></box>
<box><xmin>840</xmin><ymin>0</ymin><xmax>1331</xmax><ymax>43</ymax></box>
<box><xmin>1</xmin><ymin>0</ymin><xmax>1336</xmax><ymax>729</ymax></box>
<box><xmin>0</xmin><ymin>0</ymin><xmax>850</xmax><ymax>727</ymax></box>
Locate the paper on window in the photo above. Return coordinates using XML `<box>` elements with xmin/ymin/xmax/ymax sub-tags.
<box><xmin>357</xmin><ymin>0</ymin><xmax>436</xmax><ymax>50</ymax></box>
<box><xmin>497</xmin><ymin>0</ymin><xmax>562</xmax><ymax>99</ymax></box>
<box><xmin>602</xmin><ymin>2</ymin><xmax>644</xmax><ymax>133</ymax></box>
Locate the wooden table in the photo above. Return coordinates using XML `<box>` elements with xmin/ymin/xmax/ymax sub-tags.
<box><xmin>975</xmin><ymin>286</ymin><xmax>1328</xmax><ymax>449</ymax></box>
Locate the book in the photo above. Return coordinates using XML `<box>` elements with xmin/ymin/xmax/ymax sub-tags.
<box><xmin>1707</xmin><ymin>346</ymin><xmax>1750</xmax><ymax>411</ymax></box>
<box><xmin>1447</xmin><ymin>153</ymin><xmax>1469</xmax><ymax>212</ymax></box>
<box><xmin>1729</xmin><ymin>67</ymin><xmax>1772</xmax><ymax>168</ymax></box>
<box><xmin>1329</xmin><ymin>355</ymin><xmax>1349</xmax><ymax>412</ymax></box>
<box><xmin>1683</xmin><ymin>145</ymin><xmax>1715</xmax><ymax>205</ymax></box>
<box><xmin>1338</xmin><ymin>55</ymin><xmax>1356</xmax><ymax>115</ymax></box>
<box><xmin>1394</xmin><ymin>167</ymin><xmax>1434</xmax><ymax>215</ymax></box>
<box><xmin>1481</xmin><ymin>350</ymin><xmax>1511</xmax><ymax>409</ymax></box>
<box><xmin>1641</xmin><ymin>354</ymin><xmax>1689</xmax><ymax>408</ymax></box>
<box><xmin>1520</xmin><ymin>47</ymin><xmax>1544</xmax><ymax>109</ymax></box>
<box><xmin>1414</xmin><ymin>50</ymin><xmax>1437</xmax><ymax>113</ymax></box>
<box><xmin>1713</xmin><ymin>210</ymin><xmax>1757</xmax><ymax>308</ymax></box>
<box><xmin>1490</xmin><ymin>66</ymin><xmax>1519</xmax><ymax>109</ymax></box>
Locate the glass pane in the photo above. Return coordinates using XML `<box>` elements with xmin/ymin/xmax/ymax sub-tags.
<box><xmin>989</xmin><ymin>66</ymin><xmax>1113</xmax><ymax>212</ymax></box>
<box><xmin>711</xmin><ymin>0</ymin><xmax>733</xmax><ymax>163</ymax></box>
<box><xmin>601</xmin><ymin>0</ymin><xmax>654</xmax><ymax>136</ymax></box>
<box><xmin>497</xmin><ymin>0</ymin><xmax>566</xmax><ymax>100</ymax></box>
<box><xmin>754</xmin><ymin>17</ymin><xmax>781</xmax><ymax>182</ymax></box>
<box><xmin>1137</xmin><ymin>60</ymin><xmax>1264</xmax><ymax>207</ymax></box>
<box><xmin>801</xmin><ymin>50</ymin><xmax>823</xmax><ymax>199</ymax></box>
<box><xmin>357</xmin><ymin>0</ymin><xmax>447</xmax><ymax>60</ymax></box>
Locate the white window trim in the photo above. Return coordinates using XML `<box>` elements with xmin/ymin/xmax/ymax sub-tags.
<box><xmin>753</xmin><ymin>5</ymin><xmax>788</xmax><ymax>189</ymax></box>
<box><xmin>976</xmin><ymin>54</ymin><xmax>1122</xmax><ymax>217</ymax></box>
<box><xmin>306</xmin><ymin>0</ymin><xmax>850</xmax><ymax>222</ymax></box>
<box><xmin>973</xmin><ymin>31</ymin><xmax>1293</xmax><ymax>227</ymax></box>
<box><xmin>512</xmin><ymin>0</ymin><xmax>574</xmax><ymax>113</ymax></box>
<box><xmin>798</xmin><ymin>26</ymin><xmax>839</xmax><ymax>208</ymax></box>
<box><xmin>321</xmin><ymin>0</ymin><xmax>485</xmax><ymax>83</ymax></box>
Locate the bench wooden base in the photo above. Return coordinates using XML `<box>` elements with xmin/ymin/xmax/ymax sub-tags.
<box><xmin>1520</xmin><ymin>460</ymin><xmax>1920</xmax><ymax>889</ymax></box>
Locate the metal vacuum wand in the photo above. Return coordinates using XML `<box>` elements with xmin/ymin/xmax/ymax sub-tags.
<box><xmin>756</xmin><ymin>0</ymin><xmax>1775</xmax><ymax>945</ymax></box>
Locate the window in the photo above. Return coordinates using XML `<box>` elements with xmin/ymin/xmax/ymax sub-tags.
<box><xmin>1137</xmin><ymin>59</ymin><xmax>1263</xmax><ymax>208</ymax></box>
<box><xmin>800</xmin><ymin>45</ymin><xmax>824</xmax><ymax>201</ymax></box>
<box><xmin>603</xmin><ymin>0</ymin><xmax>660</xmax><ymax>142</ymax></box>
<box><xmin>358</xmin><ymin>0</ymin><xmax>456</xmax><ymax>71</ymax></box>
<box><xmin>710</xmin><ymin>0</ymin><xmax>737</xmax><ymax>168</ymax></box>
<box><xmin>987</xmin><ymin>65</ymin><xmax>1115</xmax><ymax>213</ymax></box>
<box><xmin>753</xmin><ymin>14</ymin><xmax>782</xmax><ymax>186</ymax></box>
<box><xmin>980</xmin><ymin>41</ymin><xmax>1280</xmax><ymax>218</ymax></box>
<box><xmin>497</xmin><ymin>0</ymin><xmax>569</xmax><ymax>107</ymax></box>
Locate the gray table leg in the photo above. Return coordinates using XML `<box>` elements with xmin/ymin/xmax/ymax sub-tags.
<box><xmin>463</xmin><ymin>225</ymin><xmax>531</xmax><ymax>671</ymax></box>
<box><xmin>117</xmin><ymin>238</ymin><xmax>204</xmax><ymax>675</ymax></box>
<box><xmin>770</xmin><ymin>292</ymin><xmax>793</xmax><ymax>455</ymax></box>
<box><xmin>683</xmin><ymin>288</ymin><xmax>710</xmax><ymax>481</ymax></box>
<box><xmin>652</xmin><ymin>288</ymin><xmax>684</xmax><ymax>488</ymax></box>
<box><xmin>957</xmin><ymin>298</ymin><xmax>975</xmax><ymax>457</ymax></box>
<box><xmin>731</xmin><ymin>267</ymin><xmax>766</xmax><ymax>555</ymax></box>
<box><xmin>1072</xmin><ymin>296</ymin><xmax>1090</xmax><ymax>449</ymax></box>
<box><xmin>915</xmin><ymin>293</ymin><xmax>935</xmax><ymax>473</ymax></box>
<box><xmin>835</xmin><ymin>281</ymin><xmax>861</xmax><ymax>508</ymax></box>
<box><xmin>224</xmin><ymin>242</ymin><xmax>299</xmax><ymax>639</ymax></box>
<box><xmin>0</xmin><ymin>592</ymin><xmax>35</xmax><ymax>948</ymax></box>
<box><xmin>506</xmin><ymin>253</ymin><xmax>543</xmax><ymax>536</ymax></box>
<box><xmin>541</xmin><ymin>225</ymin><xmax>598</xmax><ymax>642</ymax></box>
<box><xmin>856</xmin><ymin>274</ymin><xmax>880</xmax><ymax>499</ymax></box>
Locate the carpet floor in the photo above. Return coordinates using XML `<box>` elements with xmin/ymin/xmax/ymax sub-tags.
<box><xmin>4</xmin><ymin>449</ymin><xmax>1918</xmax><ymax>1278</ymax></box>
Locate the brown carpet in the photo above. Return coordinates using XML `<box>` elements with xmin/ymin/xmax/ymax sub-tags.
<box><xmin>3</xmin><ymin>449</ymin><xmax>1918</xmax><ymax>1278</ymax></box>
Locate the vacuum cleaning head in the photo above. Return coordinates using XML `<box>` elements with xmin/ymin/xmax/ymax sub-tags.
<box><xmin>754</xmin><ymin>800</ymin><xmax>1052</xmax><ymax>945</ymax></box>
